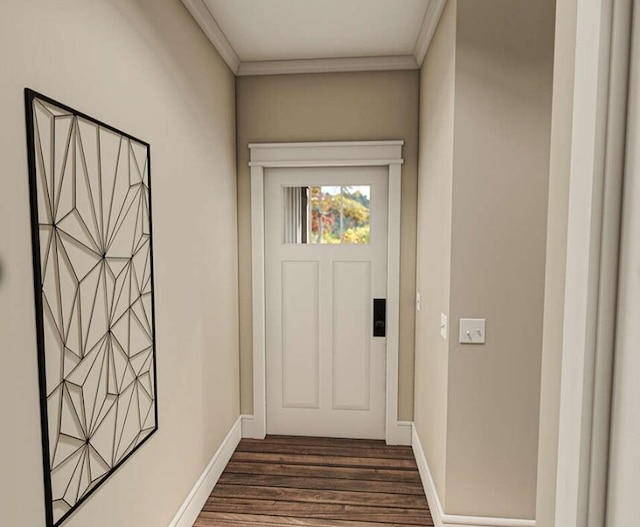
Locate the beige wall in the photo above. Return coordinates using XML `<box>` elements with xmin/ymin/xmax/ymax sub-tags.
<box><xmin>446</xmin><ymin>0</ymin><xmax>555</xmax><ymax>518</ymax></box>
<box><xmin>414</xmin><ymin>0</ymin><xmax>457</xmax><ymax>502</ymax></box>
<box><xmin>535</xmin><ymin>0</ymin><xmax>577</xmax><ymax>525</ymax></box>
<box><xmin>415</xmin><ymin>0</ymin><xmax>555</xmax><ymax>519</ymax></box>
<box><xmin>236</xmin><ymin>71</ymin><xmax>420</xmax><ymax>420</ymax></box>
<box><xmin>0</xmin><ymin>1</ymin><xmax>239</xmax><ymax>526</ymax></box>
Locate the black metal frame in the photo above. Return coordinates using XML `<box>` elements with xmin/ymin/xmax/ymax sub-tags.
<box><xmin>24</xmin><ymin>88</ymin><xmax>159</xmax><ymax>527</ymax></box>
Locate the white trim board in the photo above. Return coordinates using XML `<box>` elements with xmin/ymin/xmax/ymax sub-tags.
<box><xmin>553</xmin><ymin>0</ymin><xmax>632</xmax><ymax>524</ymax></box>
<box><xmin>247</xmin><ymin>141</ymin><xmax>409</xmax><ymax>446</ymax></box>
<box><xmin>237</xmin><ymin>56</ymin><xmax>418</xmax><ymax>76</ymax></box>
<box><xmin>181</xmin><ymin>0</ymin><xmax>240</xmax><ymax>73</ymax></box>
<box><xmin>248</xmin><ymin>141</ymin><xmax>405</xmax><ymax>167</ymax></box>
<box><xmin>413</xmin><ymin>0</ymin><xmax>448</xmax><ymax>66</ymax></box>
<box><xmin>249</xmin><ymin>141</ymin><xmax>404</xmax><ymax>149</ymax></box>
<box><xmin>411</xmin><ymin>425</ymin><xmax>536</xmax><ymax>527</ymax></box>
<box><xmin>180</xmin><ymin>0</ymin><xmax>443</xmax><ymax>75</ymax></box>
<box><xmin>168</xmin><ymin>417</ymin><xmax>242</xmax><ymax>527</ymax></box>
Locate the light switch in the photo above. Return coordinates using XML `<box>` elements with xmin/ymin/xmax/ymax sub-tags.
<box><xmin>440</xmin><ymin>313</ymin><xmax>448</xmax><ymax>340</ymax></box>
<box><xmin>416</xmin><ymin>292</ymin><xmax>421</xmax><ymax>312</ymax></box>
<box><xmin>459</xmin><ymin>318</ymin><xmax>486</xmax><ymax>344</ymax></box>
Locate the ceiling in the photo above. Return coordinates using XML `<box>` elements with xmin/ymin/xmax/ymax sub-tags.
<box><xmin>181</xmin><ymin>0</ymin><xmax>446</xmax><ymax>76</ymax></box>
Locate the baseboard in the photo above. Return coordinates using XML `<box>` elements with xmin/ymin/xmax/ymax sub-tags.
<box><xmin>168</xmin><ymin>416</ymin><xmax>242</xmax><ymax>527</ymax></box>
<box><xmin>411</xmin><ymin>424</ymin><xmax>535</xmax><ymax>527</ymax></box>
<box><xmin>386</xmin><ymin>420</ymin><xmax>413</xmax><ymax>446</ymax></box>
<box><xmin>411</xmin><ymin>423</ymin><xmax>446</xmax><ymax>526</ymax></box>
<box><xmin>240</xmin><ymin>413</ymin><xmax>265</xmax><ymax>439</ymax></box>
<box><xmin>241</xmin><ymin>414</ymin><xmax>411</xmax><ymax>445</ymax></box>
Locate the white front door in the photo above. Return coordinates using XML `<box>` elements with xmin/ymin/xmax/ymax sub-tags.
<box><xmin>264</xmin><ymin>166</ymin><xmax>388</xmax><ymax>439</ymax></box>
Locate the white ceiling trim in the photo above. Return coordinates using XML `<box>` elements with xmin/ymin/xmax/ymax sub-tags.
<box><xmin>182</xmin><ymin>0</ymin><xmax>442</xmax><ymax>75</ymax></box>
<box><xmin>182</xmin><ymin>0</ymin><xmax>241</xmax><ymax>73</ymax></box>
<box><xmin>413</xmin><ymin>0</ymin><xmax>447</xmax><ymax>66</ymax></box>
<box><xmin>238</xmin><ymin>55</ymin><xmax>418</xmax><ymax>76</ymax></box>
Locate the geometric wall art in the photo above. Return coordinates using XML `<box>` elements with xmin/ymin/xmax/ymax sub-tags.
<box><xmin>24</xmin><ymin>89</ymin><xmax>158</xmax><ymax>527</ymax></box>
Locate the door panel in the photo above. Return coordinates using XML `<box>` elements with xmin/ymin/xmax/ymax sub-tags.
<box><xmin>265</xmin><ymin>166</ymin><xmax>388</xmax><ymax>439</ymax></box>
<box><xmin>332</xmin><ymin>261</ymin><xmax>371</xmax><ymax>411</ymax></box>
<box><xmin>281</xmin><ymin>260</ymin><xmax>319</xmax><ymax>409</ymax></box>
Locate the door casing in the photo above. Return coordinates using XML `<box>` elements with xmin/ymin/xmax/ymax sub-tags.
<box><xmin>243</xmin><ymin>141</ymin><xmax>409</xmax><ymax>445</ymax></box>
<box><xmin>553</xmin><ymin>0</ymin><xmax>633</xmax><ymax>524</ymax></box>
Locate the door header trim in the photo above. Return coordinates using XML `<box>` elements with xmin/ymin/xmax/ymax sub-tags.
<box><xmin>245</xmin><ymin>140</ymin><xmax>408</xmax><ymax>445</ymax></box>
<box><xmin>249</xmin><ymin>140</ymin><xmax>404</xmax><ymax>148</ymax></box>
<box><xmin>248</xmin><ymin>141</ymin><xmax>404</xmax><ymax>168</ymax></box>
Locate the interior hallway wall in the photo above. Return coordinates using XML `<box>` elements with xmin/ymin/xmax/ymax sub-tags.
<box><xmin>0</xmin><ymin>1</ymin><xmax>240</xmax><ymax>526</ymax></box>
<box><xmin>415</xmin><ymin>0</ymin><xmax>555</xmax><ymax>519</ymax></box>
<box><xmin>414</xmin><ymin>0</ymin><xmax>457</xmax><ymax>503</ymax></box>
<box><xmin>236</xmin><ymin>71</ymin><xmax>420</xmax><ymax>420</ymax></box>
<box><xmin>446</xmin><ymin>0</ymin><xmax>555</xmax><ymax>517</ymax></box>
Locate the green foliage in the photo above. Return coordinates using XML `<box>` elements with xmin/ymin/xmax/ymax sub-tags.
<box><xmin>310</xmin><ymin>186</ymin><xmax>370</xmax><ymax>244</ymax></box>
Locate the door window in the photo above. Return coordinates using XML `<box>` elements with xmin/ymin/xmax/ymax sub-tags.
<box><xmin>282</xmin><ymin>185</ymin><xmax>371</xmax><ymax>244</ymax></box>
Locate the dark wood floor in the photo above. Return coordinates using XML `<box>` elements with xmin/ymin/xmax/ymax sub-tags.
<box><xmin>193</xmin><ymin>435</ymin><xmax>433</xmax><ymax>527</ymax></box>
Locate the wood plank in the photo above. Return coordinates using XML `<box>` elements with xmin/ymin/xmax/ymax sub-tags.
<box><xmin>218</xmin><ymin>473</ymin><xmax>425</xmax><ymax>495</ymax></box>
<box><xmin>224</xmin><ymin>461</ymin><xmax>422</xmax><ymax>484</ymax></box>
<box><xmin>192</xmin><ymin>436</ymin><xmax>433</xmax><ymax>527</ymax></box>
<box><xmin>231</xmin><ymin>451</ymin><xmax>418</xmax><ymax>470</ymax></box>
<box><xmin>236</xmin><ymin>441</ymin><xmax>414</xmax><ymax>460</ymax></box>
<box><xmin>211</xmin><ymin>484</ymin><xmax>429</xmax><ymax>509</ymax></box>
<box><xmin>202</xmin><ymin>497</ymin><xmax>432</xmax><ymax>526</ymax></box>
<box><xmin>194</xmin><ymin>511</ymin><xmax>430</xmax><ymax>527</ymax></box>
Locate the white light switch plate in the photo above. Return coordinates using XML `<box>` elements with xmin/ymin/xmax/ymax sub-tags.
<box><xmin>416</xmin><ymin>292</ymin><xmax>421</xmax><ymax>312</ymax></box>
<box><xmin>459</xmin><ymin>318</ymin><xmax>486</xmax><ymax>344</ymax></box>
<box><xmin>440</xmin><ymin>313</ymin><xmax>448</xmax><ymax>340</ymax></box>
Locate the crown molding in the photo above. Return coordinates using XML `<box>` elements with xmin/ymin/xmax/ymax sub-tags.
<box><xmin>181</xmin><ymin>0</ymin><xmax>240</xmax><ymax>73</ymax></box>
<box><xmin>237</xmin><ymin>55</ymin><xmax>418</xmax><ymax>76</ymax></box>
<box><xmin>182</xmin><ymin>0</ymin><xmax>439</xmax><ymax>76</ymax></box>
<box><xmin>413</xmin><ymin>0</ymin><xmax>447</xmax><ymax>66</ymax></box>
